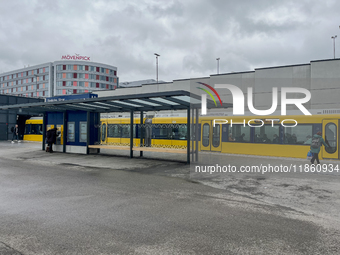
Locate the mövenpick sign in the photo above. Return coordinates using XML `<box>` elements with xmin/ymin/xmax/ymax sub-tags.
<box><xmin>61</xmin><ymin>54</ymin><xmax>90</xmax><ymax>61</ymax></box>
<box><xmin>200</xmin><ymin>84</ymin><xmax>312</xmax><ymax>128</ymax></box>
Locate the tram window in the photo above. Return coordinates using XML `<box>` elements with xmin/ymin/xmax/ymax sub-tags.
<box><xmin>254</xmin><ymin>125</ymin><xmax>279</xmax><ymax>144</ymax></box>
<box><xmin>202</xmin><ymin>123</ymin><xmax>210</xmax><ymax>147</ymax></box>
<box><xmin>212</xmin><ymin>125</ymin><xmax>220</xmax><ymax>147</ymax></box>
<box><xmin>229</xmin><ymin>125</ymin><xmax>250</xmax><ymax>142</ymax></box>
<box><xmin>284</xmin><ymin>125</ymin><xmax>313</xmax><ymax>145</ymax></box>
<box><xmin>31</xmin><ymin>124</ymin><xmax>43</xmax><ymax>134</ymax></box>
<box><xmin>153</xmin><ymin>124</ymin><xmax>171</xmax><ymax>139</ymax></box>
<box><xmin>24</xmin><ymin>124</ymin><xmax>30</xmax><ymax>134</ymax></box>
<box><xmin>121</xmin><ymin>124</ymin><xmax>137</xmax><ymax>138</ymax></box>
<box><xmin>173</xmin><ymin>124</ymin><xmax>187</xmax><ymax>140</ymax></box>
<box><xmin>108</xmin><ymin>124</ymin><xmax>120</xmax><ymax>138</ymax></box>
<box><xmin>121</xmin><ymin>124</ymin><xmax>130</xmax><ymax>138</ymax></box>
<box><xmin>325</xmin><ymin>123</ymin><xmax>337</xmax><ymax>154</ymax></box>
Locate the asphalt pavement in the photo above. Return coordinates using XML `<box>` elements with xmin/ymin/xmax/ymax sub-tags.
<box><xmin>0</xmin><ymin>141</ymin><xmax>339</xmax><ymax>254</ymax></box>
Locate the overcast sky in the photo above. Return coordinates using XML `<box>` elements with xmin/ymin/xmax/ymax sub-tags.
<box><xmin>0</xmin><ymin>0</ymin><xmax>339</xmax><ymax>82</ymax></box>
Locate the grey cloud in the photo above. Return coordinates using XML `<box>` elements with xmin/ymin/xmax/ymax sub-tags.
<box><xmin>0</xmin><ymin>0</ymin><xmax>339</xmax><ymax>82</ymax></box>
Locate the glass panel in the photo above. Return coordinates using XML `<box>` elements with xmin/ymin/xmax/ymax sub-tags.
<box><xmin>229</xmin><ymin>125</ymin><xmax>250</xmax><ymax>142</ymax></box>
<box><xmin>284</xmin><ymin>125</ymin><xmax>313</xmax><ymax>145</ymax></box>
<box><xmin>212</xmin><ymin>125</ymin><xmax>220</xmax><ymax>147</ymax></box>
<box><xmin>202</xmin><ymin>123</ymin><xmax>210</xmax><ymax>147</ymax></box>
<box><xmin>325</xmin><ymin>123</ymin><xmax>337</xmax><ymax>154</ymax></box>
<box><xmin>254</xmin><ymin>125</ymin><xmax>280</xmax><ymax>143</ymax></box>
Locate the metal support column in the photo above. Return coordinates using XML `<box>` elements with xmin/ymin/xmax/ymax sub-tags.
<box><xmin>42</xmin><ymin>113</ymin><xmax>46</xmax><ymax>151</ymax></box>
<box><xmin>191</xmin><ymin>107</ymin><xmax>194</xmax><ymax>162</ymax></box>
<box><xmin>187</xmin><ymin>107</ymin><xmax>190</xmax><ymax>164</ymax></box>
<box><xmin>86</xmin><ymin>111</ymin><xmax>90</xmax><ymax>155</ymax></box>
<box><xmin>130</xmin><ymin>110</ymin><xmax>134</xmax><ymax>158</ymax></box>
<box><xmin>140</xmin><ymin>111</ymin><xmax>143</xmax><ymax>157</ymax></box>
<box><xmin>63</xmin><ymin>111</ymin><xmax>67</xmax><ymax>153</ymax></box>
<box><xmin>195</xmin><ymin>108</ymin><xmax>199</xmax><ymax>162</ymax></box>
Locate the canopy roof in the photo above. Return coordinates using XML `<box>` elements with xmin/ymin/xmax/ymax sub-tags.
<box><xmin>0</xmin><ymin>90</ymin><xmax>231</xmax><ymax>113</ymax></box>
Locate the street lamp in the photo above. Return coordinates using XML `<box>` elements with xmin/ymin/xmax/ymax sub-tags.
<box><xmin>154</xmin><ymin>53</ymin><xmax>160</xmax><ymax>83</ymax></box>
<box><xmin>216</xmin><ymin>58</ymin><xmax>220</xmax><ymax>74</ymax></box>
<box><xmin>331</xmin><ymin>35</ymin><xmax>337</xmax><ymax>59</ymax></box>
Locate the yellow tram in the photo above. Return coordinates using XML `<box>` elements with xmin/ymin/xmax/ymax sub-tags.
<box><xmin>23</xmin><ymin>114</ymin><xmax>339</xmax><ymax>160</ymax></box>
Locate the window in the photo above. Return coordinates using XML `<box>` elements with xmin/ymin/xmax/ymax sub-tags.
<box><xmin>254</xmin><ymin>125</ymin><xmax>280</xmax><ymax>144</ymax></box>
<box><xmin>107</xmin><ymin>124</ymin><xmax>120</xmax><ymax>137</ymax></box>
<box><xmin>229</xmin><ymin>125</ymin><xmax>250</xmax><ymax>142</ymax></box>
<box><xmin>57</xmin><ymin>65</ymin><xmax>63</xmax><ymax>70</ymax></box>
<box><xmin>202</xmin><ymin>123</ymin><xmax>210</xmax><ymax>147</ymax></box>
<box><xmin>325</xmin><ymin>123</ymin><xmax>337</xmax><ymax>154</ymax></box>
<box><xmin>121</xmin><ymin>124</ymin><xmax>131</xmax><ymax>138</ymax></box>
<box><xmin>25</xmin><ymin>124</ymin><xmax>43</xmax><ymax>134</ymax></box>
<box><xmin>78</xmin><ymin>81</ymin><xmax>84</xmax><ymax>87</ymax></box>
<box><xmin>284</xmin><ymin>125</ymin><xmax>313</xmax><ymax>145</ymax></box>
<box><xmin>212</xmin><ymin>125</ymin><xmax>220</xmax><ymax>147</ymax></box>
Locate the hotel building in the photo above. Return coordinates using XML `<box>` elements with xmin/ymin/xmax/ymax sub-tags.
<box><xmin>0</xmin><ymin>60</ymin><xmax>118</xmax><ymax>98</ymax></box>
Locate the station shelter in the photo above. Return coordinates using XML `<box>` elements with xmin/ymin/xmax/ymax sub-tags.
<box><xmin>0</xmin><ymin>91</ymin><xmax>230</xmax><ymax>163</ymax></box>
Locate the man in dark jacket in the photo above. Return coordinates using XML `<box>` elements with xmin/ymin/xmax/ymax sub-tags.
<box><xmin>46</xmin><ymin>127</ymin><xmax>58</xmax><ymax>153</ymax></box>
<box><xmin>11</xmin><ymin>124</ymin><xmax>20</xmax><ymax>143</ymax></box>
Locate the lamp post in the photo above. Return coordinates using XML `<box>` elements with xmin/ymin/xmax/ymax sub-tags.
<box><xmin>216</xmin><ymin>58</ymin><xmax>220</xmax><ymax>74</ymax></box>
<box><xmin>154</xmin><ymin>53</ymin><xmax>160</xmax><ymax>83</ymax></box>
<box><xmin>331</xmin><ymin>35</ymin><xmax>337</xmax><ymax>59</ymax></box>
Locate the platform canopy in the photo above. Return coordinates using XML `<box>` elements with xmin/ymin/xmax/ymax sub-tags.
<box><xmin>0</xmin><ymin>90</ymin><xmax>231</xmax><ymax>113</ymax></box>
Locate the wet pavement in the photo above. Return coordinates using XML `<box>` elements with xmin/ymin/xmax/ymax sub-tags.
<box><xmin>1</xmin><ymin>141</ymin><xmax>340</xmax><ymax>254</ymax></box>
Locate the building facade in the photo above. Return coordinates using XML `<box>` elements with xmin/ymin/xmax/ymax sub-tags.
<box><xmin>97</xmin><ymin>58</ymin><xmax>340</xmax><ymax>113</ymax></box>
<box><xmin>0</xmin><ymin>60</ymin><xmax>118</xmax><ymax>98</ymax></box>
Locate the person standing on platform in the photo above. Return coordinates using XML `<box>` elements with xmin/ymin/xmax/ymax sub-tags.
<box><xmin>46</xmin><ymin>127</ymin><xmax>58</xmax><ymax>153</ymax></box>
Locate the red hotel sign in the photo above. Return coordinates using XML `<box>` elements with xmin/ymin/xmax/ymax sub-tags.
<box><xmin>61</xmin><ymin>54</ymin><xmax>90</xmax><ymax>61</ymax></box>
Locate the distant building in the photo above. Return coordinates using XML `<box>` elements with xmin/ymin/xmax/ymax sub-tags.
<box><xmin>119</xmin><ymin>79</ymin><xmax>163</xmax><ymax>88</ymax></box>
<box><xmin>0</xmin><ymin>59</ymin><xmax>118</xmax><ymax>98</ymax></box>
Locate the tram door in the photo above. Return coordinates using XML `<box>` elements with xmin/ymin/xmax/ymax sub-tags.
<box><xmin>322</xmin><ymin>119</ymin><xmax>338</xmax><ymax>159</ymax></box>
<box><xmin>200</xmin><ymin>121</ymin><xmax>222</xmax><ymax>152</ymax></box>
